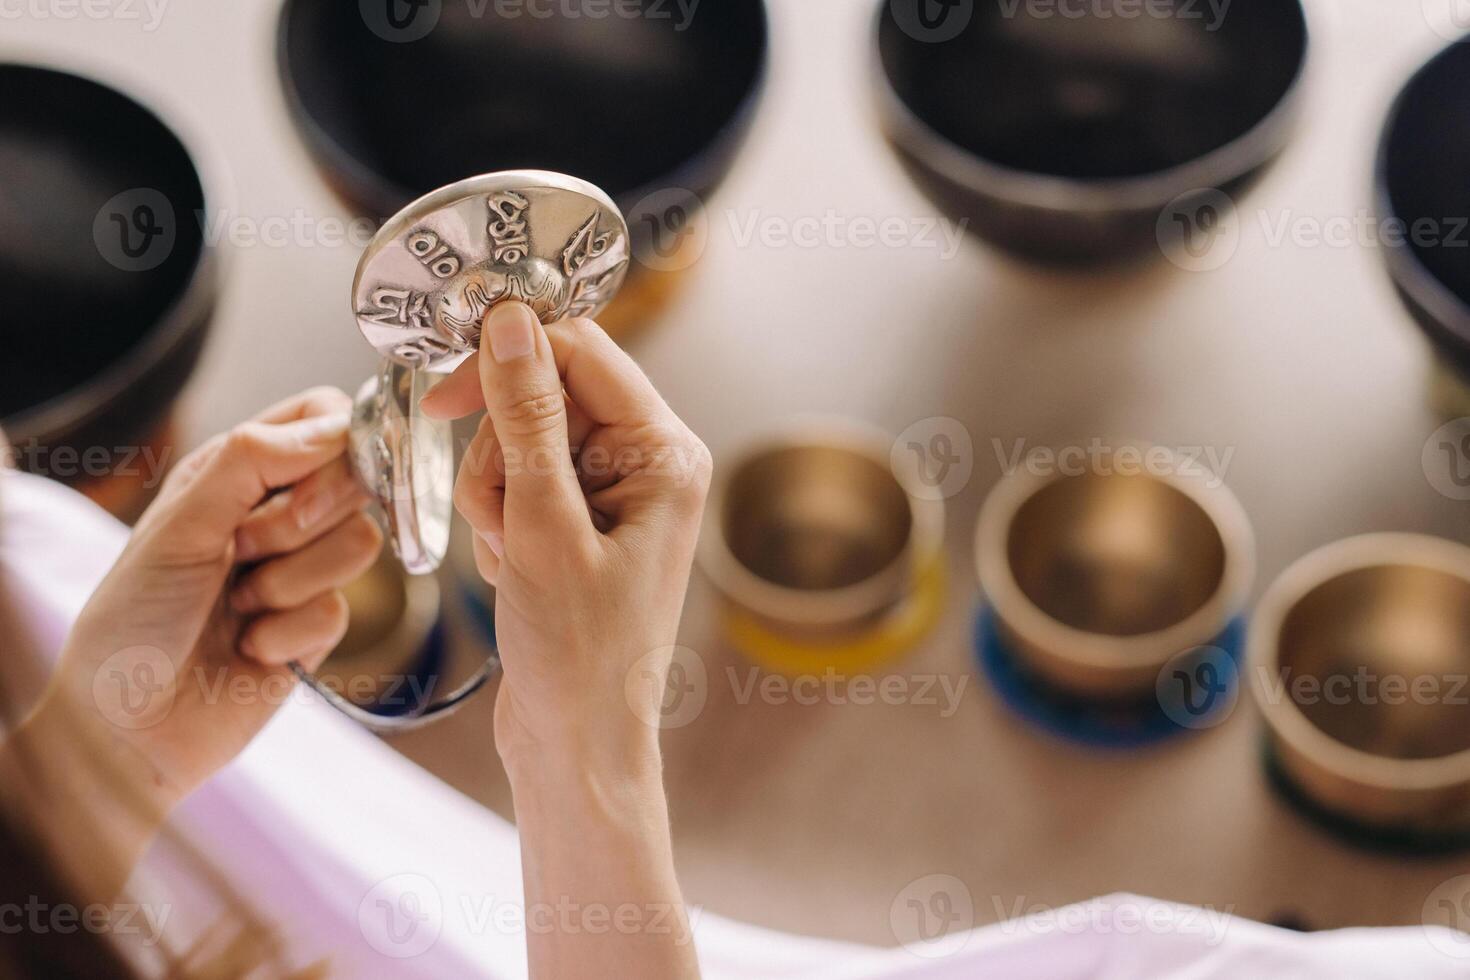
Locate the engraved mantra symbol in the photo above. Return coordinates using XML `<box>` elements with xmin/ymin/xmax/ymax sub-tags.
<box><xmin>361</xmin><ymin>287</ymin><xmax>432</xmax><ymax>332</ymax></box>
<box><xmin>487</xmin><ymin>191</ymin><xmax>531</xmax><ymax>264</ymax></box>
<box><xmin>407</xmin><ymin>230</ymin><xmax>460</xmax><ymax>279</ymax></box>
<box><xmin>360</xmin><ymin>192</ymin><xmax>627</xmax><ymax>368</ymax></box>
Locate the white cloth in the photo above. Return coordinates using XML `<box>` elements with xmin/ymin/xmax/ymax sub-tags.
<box><xmin>1</xmin><ymin>468</ymin><xmax>1465</xmax><ymax>978</ymax></box>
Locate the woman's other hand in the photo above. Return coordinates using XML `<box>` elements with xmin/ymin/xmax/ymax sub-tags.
<box><xmin>31</xmin><ymin>387</ymin><xmax>382</xmax><ymax>810</ymax></box>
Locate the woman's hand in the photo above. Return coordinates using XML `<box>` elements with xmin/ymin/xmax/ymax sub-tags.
<box><xmin>421</xmin><ymin>303</ymin><xmax>710</xmax><ymax>979</ymax></box>
<box><xmin>421</xmin><ymin>302</ymin><xmax>712</xmax><ymax>774</ymax></box>
<box><xmin>26</xmin><ymin>388</ymin><xmax>382</xmax><ymax>813</ymax></box>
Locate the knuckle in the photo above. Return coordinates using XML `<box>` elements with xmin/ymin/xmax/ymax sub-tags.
<box><xmin>163</xmin><ymin>433</ymin><xmax>225</xmax><ymax>490</ymax></box>
<box><xmin>221</xmin><ymin>422</ymin><xmax>268</xmax><ymax>461</ymax></box>
<box><xmin>472</xmin><ymin>540</ymin><xmax>500</xmax><ymax>585</ymax></box>
<box><xmin>320</xmin><ymin>590</ymin><xmax>351</xmax><ymax>636</ymax></box>
<box><xmin>249</xmin><ymin>567</ymin><xmax>288</xmax><ymax>608</ymax></box>
<box><xmin>453</xmin><ymin>466</ymin><xmax>498</xmax><ymax>524</ymax></box>
<box><xmin>345</xmin><ymin>512</ymin><xmax>384</xmax><ymax>555</ymax></box>
<box><xmin>305</xmin><ymin>385</ymin><xmax>351</xmax><ymax>412</ymax></box>
<box><xmin>499</xmin><ymin>387</ymin><xmax>565</xmax><ymax>435</ymax></box>
<box><xmin>452</xmin><ymin>467</ymin><xmax>475</xmax><ymax>515</ymax></box>
<box><xmin>565</xmin><ymin>316</ymin><xmax>605</xmax><ymax>341</ymax></box>
<box><xmin>686</xmin><ymin>438</ymin><xmax>715</xmax><ymax>493</ymax></box>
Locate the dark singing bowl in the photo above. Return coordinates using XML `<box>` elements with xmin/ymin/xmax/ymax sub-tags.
<box><xmin>1377</xmin><ymin>39</ymin><xmax>1470</xmax><ymax>383</ymax></box>
<box><xmin>277</xmin><ymin>0</ymin><xmax>767</xmax><ymax>284</ymax></box>
<box><xmin>874</xmin><ymin>0</ymin><xmax>1308</xmax><ymax>264</ymax></box>
<box><xmin>0</xmin><ymin>65</ymin><xmax>216</xmax><ymax>506</ymax></box>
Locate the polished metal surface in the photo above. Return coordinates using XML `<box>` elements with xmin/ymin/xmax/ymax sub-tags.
<box><xmin>314</xmin><ymin>551</ymin><xmax>442</xmax><ymax>707</ymax></box>
<box><xmin>976</xmin><ymin>452</ymin><xmax>1254</xmax><ymax>699</ymax></box>
<box><xmin>288</xmin><ymin>540</ymin><xmax>501</xmax><ymax>736</ymax></box>
<box><xmin>1252</xmin><ymin>534</ymin><xmax>1470</xmax><ymax>835</ymax></box>
<box><xmin>349</xmin><ymin>359</ymin><xmax>453</xmax><ymax>577</ymax></box>
<box><xmin>700</xmin><ymin>421</ymin><xmax>943</xmax><ymax>640</ymax></box>
<box><xmin>354</xmin><ymin>171</ymin><xmax>629</xmax><ymax>371</ymax></box>
<box><xmin>348</xmin><ymin>171</ymin><xmax>628</xmax><ymax>581</ymax></box>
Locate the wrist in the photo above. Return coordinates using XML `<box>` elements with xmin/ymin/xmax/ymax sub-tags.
<box><xmin>0</xmin><ymin>693</ymin><xmax>174</xmax><ymax>899</ymax></box>
<box><xmin>502</xmin><ymin>724</ymin><xmax>665</xmax><ymax>797</ymax></box>
<box><xmin>21</xmin><ymin>689</ymin><xmax>181</xmax><ymax>816</ymax></box>
<box><xmin>495</xmin><ymin>683</ymin><xmax>665</xmax><ymax>789</ymax></box>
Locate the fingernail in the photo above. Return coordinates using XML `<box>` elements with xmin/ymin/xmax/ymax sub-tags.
<box><xmin>485</xmin><ymin>303</ymin><xmax>537</xmax><ymax>363</ymax></box>
<box><xmin>480</xmin><ymin>531</ymin><xmax>504</xmax><ymax>558</ymax></box>
<box><xmin>295</xmin><ymin>412</ymin><xmax>352</xmax><ymax>444</ymax></box>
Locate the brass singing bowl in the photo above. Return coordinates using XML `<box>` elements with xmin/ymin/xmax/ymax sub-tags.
<box><xmin>316</xmin><ymin>551</ymin><xmax>442</xmax><ymax>711</ymax></box>
<box><xmin>975</xmin><ymin>458</ymin><xmax>1254</xmax><ymax>700</ymax></box>
<box><xmin>700</xmin><ymin>423</ymin><xmax>944</xmax><ymax>644</ymax></box>
<box><xmin>1251</xmin><ymin>535</ymin><xmax>1470</xmax><ymax>835</ymax></box>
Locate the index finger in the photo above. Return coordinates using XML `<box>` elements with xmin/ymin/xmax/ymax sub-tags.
<box><xmin>151</xmin><ymin>414</ymin><xmax>353</xmax><ymax>552</ymax></box>
<box><xmin>252</xmin><ymin>386</ymin><xmax>354</xmax><ymax>425</ymax></box>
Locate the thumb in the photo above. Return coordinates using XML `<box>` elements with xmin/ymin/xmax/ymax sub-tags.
<box><xmin>477</xmin><ymin>302</ymin><xmax>587</xmax><ymax>536</ymax></box>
